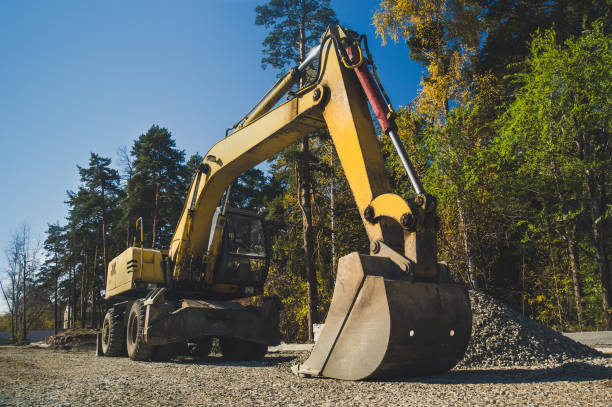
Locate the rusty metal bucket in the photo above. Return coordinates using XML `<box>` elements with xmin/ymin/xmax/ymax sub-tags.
<box><xmin>293</xmin><ymin>252</ymin><xmax>472</xmax><ymax>380</ymax></box>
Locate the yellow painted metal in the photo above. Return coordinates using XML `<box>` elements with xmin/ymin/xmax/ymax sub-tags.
<box><xmin>169</xmin><ymin>82</ymin><xmax>326</xmax><ymax>280</ymax></box>
<box><xmin>368</xmin><ymin>193</ymin><xmax>412</xmax><ymax>225</ymax></box>
<box><xmin>105</xmin><ymin>247</ymin><xmax>164</xmax><ymax>299</ymax></box>
<box><xmin>317</xmin><ymin>39</ymin><xmax>404</xmax><ymax>252</ymax></box>
<box><xmin>169</xmin><ymin>26</ymin><xmax>408</xmax><ymax>281</ymax></box>
<box><xmin>203</xmin><ymin>213</ymin><xmax>226</xmax><ymax>285</ymax></box>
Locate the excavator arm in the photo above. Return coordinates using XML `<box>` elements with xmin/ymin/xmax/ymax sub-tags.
<box><xmin>170</xmin><ymin>26</ymin><xmax>435</xmax><ymax>283</ymax></box>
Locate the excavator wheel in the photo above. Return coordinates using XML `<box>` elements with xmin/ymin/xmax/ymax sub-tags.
<box><xmin>126</xmin><ymin>300</ymin><xmax>154</xmax><ymax>361</ymax></box>
<box><xmin>101</xmin><ymin>308</ymin><xmax>124</xmax><ymax>357</ymax></box>
<box><xmin>220</xmin><ymin>337</ymin><xmax>267</xmax><ymax>361</ymax></box>
<box><xmin>189</xmin><ymin>337</ymin><xmax>213</xmax><ymax>358</ymax></box>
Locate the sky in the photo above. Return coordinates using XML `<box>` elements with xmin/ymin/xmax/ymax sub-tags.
<box><xmin>0</xmin><ymin>0</ymin><xmax>422</xmax><ymax>313</ymax></box>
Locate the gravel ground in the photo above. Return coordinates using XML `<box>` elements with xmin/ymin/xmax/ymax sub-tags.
<box><xmin>0</xmin><ymin>346</ymin><xmax>610</xmax><ymax>406</ymax></box>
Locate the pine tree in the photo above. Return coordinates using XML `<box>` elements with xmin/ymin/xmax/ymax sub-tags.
<box><xmin>39</xmin><ymin>223</ymin><xmax>68</xmax><ymax>334</ymax></box>
<box><xmin>66</xmin><ymin>153</ymin><xmax>122</xmax><ymax>327</ymax></box>
<box><xmin>77</xmin><ymin>153</ymin><xmax>122</xmax><ymax>282</ymax></box>
<box><xmin>123</xmin><ymin>125</ymin><xmax>188</xmax><ymax>249</ymax></box>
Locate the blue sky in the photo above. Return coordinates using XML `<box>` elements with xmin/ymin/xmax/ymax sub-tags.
<box><xmin>0</xmin><ymin>1</ymin><xmax>422</xmax><ymax>312</ymax></box>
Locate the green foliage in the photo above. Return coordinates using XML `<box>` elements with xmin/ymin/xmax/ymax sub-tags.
<box><xmin>478</xmin><ymin>0</ymin><xmax>610</xmax><ymax>84</ymax></box>
<box><xmin>228</xmin><ymin>168</ymin><xmax>270</xmax><ymax>211</ymax></box>
<box><xmin>496</xmin><ymin>20</ymin><xmax>612</xmax><ymax>328</ymax></box>
<box><xmin>185</xmin><ymin>152</ymin><xmax>204</xmax><ymax>177</ymax></box>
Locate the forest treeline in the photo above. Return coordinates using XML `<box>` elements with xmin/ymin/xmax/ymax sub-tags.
<box><xmin>1</xmin><ymin>0</ymin><xmax>610</xmax><ymax>341</ymax></box>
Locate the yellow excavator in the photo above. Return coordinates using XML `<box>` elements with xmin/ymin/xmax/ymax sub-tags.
<box><xmin>100</xmin><ymin>26</ymin><xmax>472</xmax><ymax>380</ymax></box>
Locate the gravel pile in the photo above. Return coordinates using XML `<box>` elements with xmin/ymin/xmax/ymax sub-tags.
<box><xmin>459</xmin><ymin>290</ymin><xmax>602</xmax><ymax>367</ymax></box>
<box><xmin>44</xmin><ymin>328</ymin><xmax>97</xmax><ymax>349</ymax></box>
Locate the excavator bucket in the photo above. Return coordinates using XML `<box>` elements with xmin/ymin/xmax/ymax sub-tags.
<box><xmin>293</xmin><ymin>252</ymin><xmax>472</xmax><ymax>380</ymax></box>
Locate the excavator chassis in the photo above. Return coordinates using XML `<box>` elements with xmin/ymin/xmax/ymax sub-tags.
<box><xmin>294</xmin><ymin>253</ymin><xmax>472</xmax><ymax>380</ymax></box>
<box><xmin>142</xmin><ymin>288</ymin><xmax>281</xmax><ymax>348</ymax></box>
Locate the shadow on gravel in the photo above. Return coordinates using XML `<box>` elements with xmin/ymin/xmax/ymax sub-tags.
<box><xmin>376</xmin><ymin>361</ymin><xmax>612</xmax><ymax>385</ymax></box>
<box><xmin>166</xmin><ymin>354</ymin><xmax>298</xmax><ymax>368</ymax></box>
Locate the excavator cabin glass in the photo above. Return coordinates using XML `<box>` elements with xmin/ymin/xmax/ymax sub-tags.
<box><xmin>214</xmin><ymin>209</ymin><xmax>269</xmax><ymax>291</ymax></box>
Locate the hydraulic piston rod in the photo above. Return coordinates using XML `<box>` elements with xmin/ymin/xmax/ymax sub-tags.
<box><xmin>387</xmin><ymin>129</ymin><xmax>425</xmax><ymax>195</ymax></box>
<box><xmin>298</xmin><ymin>44</ymin><xmax>321</xmax><ymax>72</ymax></box>
<box><xmin>342</xmin><ymin>39</ymin><xmax>426</xmax><ymax>195</ymax></box>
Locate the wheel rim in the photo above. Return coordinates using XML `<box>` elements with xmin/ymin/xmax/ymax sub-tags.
<box><xmin>102</xmin><ymin>318</ymin><xmax>110</xmax><ymax>347</ymax></box>
<box><xmin>128</xmin><ymin>312</ymin><xmax>138</xmax><ymax>346</ymax></box>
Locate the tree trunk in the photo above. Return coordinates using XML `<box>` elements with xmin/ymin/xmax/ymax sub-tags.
<box><xmin>300</xmin><ymin>138</ymin><xmax>318</xmax><ymax>341</ymax></box>
<box><xmin>521</xmin><ymin>248</ymin><xmax>526</xmax><ymax>315</ymax></box>
<box><xmin>54</xmin><ymin>250</ymin><xmax>59</xmax><ymax>334</ymax></box>
<box><xmin>152</xmin><ymin>177</ymin><xmax>160</xmax><ymax>248</ymax></box>
<box><xmin>297</xmin><ymin>0</ymin><xmax>318</xmax><ymax>342</ymax></box>
<box><xmin>90</xmin><ymin>289</ymin><xmax>96</xmax><ymax>328</ymax></box>
<box><xmin>90</xmin><ymin>242</ymin><xmax>99</xmax><ymax>328</ymax></box>
<box><xmin>54</xmin><ymin>276</ymin><xmax>58</xmax><ymax>334</ymax></box>
<box><xmin>101</xmin><ymin>184</ymin><xmax>108</xmax><ymax>285</ymax></box>
<box><xmin>10</xmin><ymin>307</ymin><xmax>14</xmax><ymax>340</ymax></box>
<box><xmin>22</xmin><ymin>252</ymin><xmax>27</xmax><ymax>341</ymax></box>
<box><xmin>566</xmin><ymin>236</ymin><xmax>584</xmax><ymax>326</ymax></box>
<box><xmin>11</xmin><ymin>275</ymin><xmax>16</xmax><ymax>340</ymax></box>
<box><xmin>548</xmin><ymin>232</ymin><xmax>565</xmax><ymax>329</ymax></box>
<box><xmin>80</xmin><ymin>247</ymin><xmax>88</xmax><ymax>328</ymax></box>
<box><xmin>585</xmin><ymin>172</ymin><xmax>611</xmax><ymax>329</ymax></box>
<box><xmin>457</xmin><ymin>197</ymin><xmax>478</xmax><ymax>288</ymax></box>
<box><xmin>71</xmin><ymin>264</ymin><xmax>76</xmax><ymax>328</ymax></box>
<box><xmin>551</xmin><ymin>158</ymin><xmax>584</xmax><ymax>326</ymax></box>
<box><xmin>1</xmin><ymin>279</ymin><xmax>15</xmax><ymax>340</ymax></box>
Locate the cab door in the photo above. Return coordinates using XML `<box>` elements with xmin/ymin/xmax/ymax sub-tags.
<box><xmin>213</xmin><ymin>208</ymin><xmax>269</xmax><ymax>293</ymax></box>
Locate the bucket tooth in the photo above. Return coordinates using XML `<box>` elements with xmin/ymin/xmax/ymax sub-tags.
<box><xmin>295</xmin><ymin>252</ymin><xmax>471</xmax><ymax>380</ymax></box>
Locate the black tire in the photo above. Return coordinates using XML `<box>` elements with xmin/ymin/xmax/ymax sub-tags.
<box><xmin>220</xmin><ymin>337</ymin><xmax>267</xmax><ymax>361</ymax></box>
<box><xmin>189</xmin><ymin>337</ymin><xmax>213</xmax><ymax>357</ymax></box>
<box><xmin>101</xmin><ymin>308</ymin><xmax>124</xmax><ymax>357</ymax></box>
<box><xmin>126</xmin><ymin>300</ymin><xmax>153</xmax><ymax>361</ymax></box>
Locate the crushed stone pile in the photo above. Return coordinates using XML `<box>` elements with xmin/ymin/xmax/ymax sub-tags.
<box><xmin>459</xmin><ymin>289</ymin><xmax>603</xmax><ymax>367</ymax></box>
<box><xmin>44</xmin><ymin>328</ymin><xmax>98</xmax><ymax>348</ymax></box>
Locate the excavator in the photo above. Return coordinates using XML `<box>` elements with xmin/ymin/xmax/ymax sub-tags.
<box><xmin>100</xmin><ymin>26</ymin><xmax>472</xmax><ymax>380</ymax></box>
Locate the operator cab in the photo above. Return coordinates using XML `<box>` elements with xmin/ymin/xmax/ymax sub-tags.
<box><xmin>208</xmin><ymin>207</ymin><xmax>269</xmax><ymax>297</ymax></box>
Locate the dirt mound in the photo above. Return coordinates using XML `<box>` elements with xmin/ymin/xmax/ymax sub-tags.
<box><xmin>44</xmin><ymin>328</ymin><xmax>98</xmax><ymax>348</ymax></box>
<box><xmin>459</xmin><ymin>290</ymin><xmax>603</xmax><ymax>367</ymax></box>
